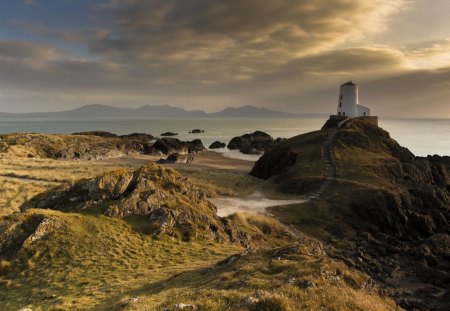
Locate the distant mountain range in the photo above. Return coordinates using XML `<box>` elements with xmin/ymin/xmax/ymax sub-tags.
<box><xmin>0</xmin><ymin>104</ymin><xmax>327</xmax><ymax>119</ymax></box>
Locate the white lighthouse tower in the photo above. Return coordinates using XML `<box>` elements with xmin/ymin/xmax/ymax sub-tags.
<box><xmin>337</xmin><ymin>81</ymin><xmax>370</xmax><ymax>117</ymax></box>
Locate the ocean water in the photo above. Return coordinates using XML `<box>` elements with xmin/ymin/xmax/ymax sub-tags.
<box><xmin>0</xmin><ymin>117</ymin><xmax>449</xmax><ymax>157</ymax></box>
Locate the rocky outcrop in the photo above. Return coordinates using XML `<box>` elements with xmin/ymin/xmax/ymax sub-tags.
<box><xmin>251</xmin><ymin>118</ymin><xmax>450</xmax><ymax>310</ymax></box>
<box><xmin>0</xmin><ymin>132</ymin><xmax>154</xmax><ymax>160</ymax></box>
<box><xmin>0</xmin><ymin>214</ymin><xmax>65</xmax><ymax>259</ymax></box>
<box><xmin>72</xmin><ymin>131</ymin><xmax>119</xmax><ymax>138</ymax></box>
<box><xmin>189</xmin><ymin>129</ymin><xmax>205</xmax><ymax>134</ymax></box>
<box><xmin>161</xmin><ymin>132</ymin><xmax>178</xmax><ymax>137</ymax></box>
<box><xmin>148</xmin><ymin>138</ymin><xmax>205</xmax><ymax>155</ymax></box>
<box><xmin>22</xmin><ymin>164</ymin><xmax>232</xmax><ymax>242</ymax></box>
<box><xmin>158</xmin><ymin>153</ymin><xmax>195</xmax><ymax>164</ymax></box>
<box><xmin>209</xmin><ymin>141</ymin><xmax>226</xmax><ymax>149</ymax></box>
<box><xmin>227</xmin><ymin>131</ymin><xmax>283</xmax><ymax>154</ymax></box>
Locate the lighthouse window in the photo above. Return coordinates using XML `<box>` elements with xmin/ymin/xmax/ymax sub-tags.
<box><xmin>339</xmin><ymin>102</ymin><xmax>342</xmax><ymax>107</ymax></box>
<box><xmin>340</xmin><ymin>95</ymin><xmax>343</xmax><ymax>100</ymax></box>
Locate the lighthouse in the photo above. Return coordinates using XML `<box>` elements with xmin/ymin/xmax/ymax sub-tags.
<box><xmin>337</xmin><ymin>81</ymin><xmax>370</xmax><ymax>118</ymax></box>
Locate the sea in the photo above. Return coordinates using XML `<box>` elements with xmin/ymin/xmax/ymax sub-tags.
<box><xmin>0</xmin><ymin>117</ymin><xmax>449</xmax><ymax>159</ymax></box>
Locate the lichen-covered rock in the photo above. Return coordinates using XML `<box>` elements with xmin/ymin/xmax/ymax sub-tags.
<box><xmin>0</xmin><ymin>214</ymin><xmax>64</xmax><ymax>259</ymax></box>
<box><xmin>22</xmin><ymin>164</ymin><xmax>232</xmax><ymax>242</ymax></box>
<box><xmin>86</xmin><ymin>170</ymin><xmax>134</xmax><ymax>200</ymax></box>
<box><xmin>21</xmin><ymin>217</ymin><xmax>65</xmax><ymax>248</ymax></box>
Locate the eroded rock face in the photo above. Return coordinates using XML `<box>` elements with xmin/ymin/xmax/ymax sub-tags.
<box><xmin>227</xmin><ymin>131</ymin><xmax>282</xmax><ymax>154</ymax></box>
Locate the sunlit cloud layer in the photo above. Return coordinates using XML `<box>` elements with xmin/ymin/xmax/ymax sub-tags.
<box><xmin>0</xmin><ymin>0</ymin><xmax>449</xmax><ymax>117</ymax></box>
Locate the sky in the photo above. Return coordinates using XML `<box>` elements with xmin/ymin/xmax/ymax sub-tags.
<box><xmin>0</xmin><ymin>0</ymin><xmax>450</xmax><ymax>117</ymax></box>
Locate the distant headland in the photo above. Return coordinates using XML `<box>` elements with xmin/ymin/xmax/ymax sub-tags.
<box><xmin>0</xmin><ymin>104</ymin><xmax>328</xmax><ymax>119</ymax></box>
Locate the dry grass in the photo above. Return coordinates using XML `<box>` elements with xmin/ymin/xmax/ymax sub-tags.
<box><xmin>177</xmin><ymin>167</ymin><xmax>264</xmax><ymax>197</ymax></box>
<box><xmin>0</xmin><ymin>154</ymin><xmax>141</xmax><ymax>216</ymax></box>
<box><xmin>0</xmin><ymin>208</ymin><xmax>399</xmax><ymax>311</ymax></box>
<box><xmin>0</xmin><ymin>208</ymin><xmax>243</xmax><ymax>311</ymax></box>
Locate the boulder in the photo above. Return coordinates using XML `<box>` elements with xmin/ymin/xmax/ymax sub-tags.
<box><xmin>209</xmin><ymin>141</ymin><xmax>226</xmax><ymax>149</ymax></box>
<box><xmin>227</xmin><ymin>131</ymin><xmax>280</xmax><ymax>154</ymax></box>
<box><xmin>151</xmin><ymin>138</ymin><xmax>189</xmax><ymax>155</ymax></box>
<box><xmin>188</xmin><ymin>139</ymin><xmax>206</xmax><ymax>153</ymax></box>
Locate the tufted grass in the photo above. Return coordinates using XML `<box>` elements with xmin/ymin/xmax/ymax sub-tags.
<box><xmin>0</xmin><ymin>209</ymin><xmax>400</xmax><ymax>311</ymax></box>
<box><xmin>0</xmin><ymin>208</ymin><xmax>243</xmax><ymax>311</ymax></box>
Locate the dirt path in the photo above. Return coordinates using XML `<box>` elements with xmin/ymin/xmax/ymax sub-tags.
<box><xmin>0</xmin><ymin>174</ymin><xmax>60</xmax><ymax>184</ymax></box>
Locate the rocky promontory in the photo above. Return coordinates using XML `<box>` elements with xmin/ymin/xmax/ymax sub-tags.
<box><xmin>0</xmin><ymin>132</ymin><xmax>154</xmax><ymax>160</ymax></box>
<box><xmin>251</xmin><ymin>118</ymin><xmax>450</xmax><ymax>310</ymax></box>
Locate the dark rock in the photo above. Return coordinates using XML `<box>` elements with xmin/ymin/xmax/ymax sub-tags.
<box><xmin>150</xmin><ymin>138</ymin><xmax>205</xmax><ymax>155</ymax></box>
<box><xmin>160</xmin><ymin>132</ymin><xmax>178</xmax><ymax>137</ymax></box>
<box><xmin>72</xmin><ymin>131</ymin><xmax>118</xmax><ymax>138</ymax></box>
<box><xmin>188</xmin><ymin>139</ymin><xmax>206</xmax><ymax>153</ymax></box>
<box><xmin>209</xmin><ymin>141</ymin><xmax>226</xmax><ymax>149</ymax></box>
<box><xmin>250</xmin><ymin>118</ymin><xmax>450</xmax><ymax>310</ymax></box>
<box><xmin>240</xmin><ymin>146</ymin><xmax>263</xmax><ymax>155</ymax></box>
<box><xmin>151</xmin><ymin>138</ymin><xmax>189</xmax><ymax>155</ymax></box>
<box><xmin>189</xmin><ymin>129</ymin><xmax>205</xmax><ymax>134</ymax></box>
<box><xmin>157</xmin><ymin>153</ymin><xmax>194</xmax><ymax>164</ymax></box>
<box><xmin>227</xmin><ymin>131</ymin><xmax>281</xmax><ymax>154</ymax></box>
<box><xmin>120</xmin><ymin>133</ymin><xmax>154</xmax><ymax>141</ymax></box>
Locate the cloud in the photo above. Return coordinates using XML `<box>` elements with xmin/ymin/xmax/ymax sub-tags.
<box><xmin>3</xmin><ymin>0</ymin><xmax>450</xmax><ymax>118</ymax></box>
<box><xmin>90</xmin><ymin>0</ymin><xmax>406</xmax><ymax>76</ymax></box>
<box><xmin>405</xmin><ymin>39</ymin><xmax>450</xmax><ymax>69</ymax></box>
<box><xmin>0</xmin><ymin>40</ymin><xmax>59</xmax><ymax>61</ymax></box>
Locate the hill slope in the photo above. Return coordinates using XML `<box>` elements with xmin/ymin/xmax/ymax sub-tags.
<box><xmin>251</xmin><ymin>118</ymin><xmax>450</xmax><ymax>310</ymax></box>
<box><xmin>0</xmin><ymin>162</ymin><xmax>401</xmax><ymax>310</ymax></box>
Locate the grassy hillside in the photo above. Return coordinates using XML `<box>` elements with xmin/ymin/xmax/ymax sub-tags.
<box><xmin>0</xmin><ymin>208</ymin><xmax>399</xmax><ymax>311</ymax></box>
